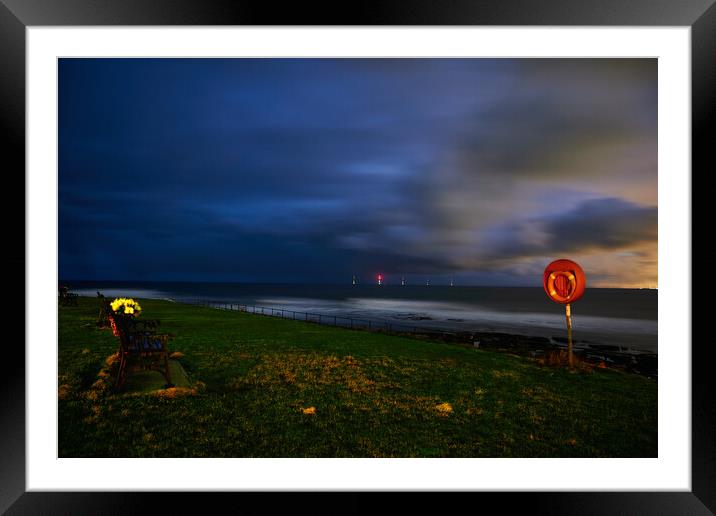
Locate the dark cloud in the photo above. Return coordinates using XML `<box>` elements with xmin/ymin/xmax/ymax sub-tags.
<box><xmin>542</xmin><ymin>198</ymin><xmax>657</xmax><ymax>251</ymax></box>
<box><xmin>485</xmin><ymin>197</ymin><xmax>657</xmax><ymax>259</ymax></box>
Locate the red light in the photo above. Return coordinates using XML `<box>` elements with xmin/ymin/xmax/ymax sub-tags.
<box><xmin>378</xmin><ymin>274</ymin><xmax>383</xmax><ymax>280</ymax></box>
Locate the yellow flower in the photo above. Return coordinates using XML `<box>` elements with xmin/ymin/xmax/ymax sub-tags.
<box><xmin>110</xmin><ymin>297</ymin><xmax>141</xmax><ymax>316</ymax></box>
<box><xmin>435</xmin><ymin>402</ymin><xmax>453</xmax><ymax>414</ymax></box>
<box><xmin>302</xmin><ymin>406</ymin><xmax>317</xmax><ymax>415</ymax></box>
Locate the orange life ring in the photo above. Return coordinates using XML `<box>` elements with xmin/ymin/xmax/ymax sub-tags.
<box><xmin>546</xmin><ymin>271</ymin><xmax>576</xmax><ymax>302</ymax></box>
<box><xmin>543</xmin><ymin>259</ymin><xmax>586</xmax><ymax>304</ymax></box>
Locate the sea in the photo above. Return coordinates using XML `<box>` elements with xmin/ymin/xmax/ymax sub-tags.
<box><xmin>66</xmin><ymin>281</ymin><xmax>658</xmax><ymax>354</ymax></box>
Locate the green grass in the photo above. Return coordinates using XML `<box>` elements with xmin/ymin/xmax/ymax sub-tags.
<box><xmin>58</xmin><ymin>297</ymin><xmax>657</xmax><ymax>457</ymax></box>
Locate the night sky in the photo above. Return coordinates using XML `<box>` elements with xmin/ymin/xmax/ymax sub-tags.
<box><xmin>59</xmin><ymin>58</ymin><xmax>657</xmax><ymax>287</ymax></box>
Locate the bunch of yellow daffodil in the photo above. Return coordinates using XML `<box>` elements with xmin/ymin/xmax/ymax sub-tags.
<box><xmin>110</xmin><ymin>297</ymin><xmax>142</xmax><ymax>316</ymax></box>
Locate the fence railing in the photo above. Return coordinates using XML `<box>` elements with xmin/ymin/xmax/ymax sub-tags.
<box><xmin>183</xmin><ymin>297</ymin><xmax>658</xmax><ymax>377</ymax></box>
<box><xmin>182</xmin><ymin>298</ymin><xmax>457</xmax><ymax>337</ymax></box>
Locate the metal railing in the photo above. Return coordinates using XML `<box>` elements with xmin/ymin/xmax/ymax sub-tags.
<box><xmin>177</xmin><ymin>298</ymin><xmax>658</xmax><ymax>375</ymax></box>
<box><xmin>182</xmin><ymin>298</ymin><xmax>456</xmax><ymax>337</ymax></box>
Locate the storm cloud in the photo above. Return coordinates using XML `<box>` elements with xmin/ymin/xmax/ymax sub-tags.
<box><xmin>59</xmin><ymin>58</ymin><xmax>657</xmax><ymax>286</ymax></box>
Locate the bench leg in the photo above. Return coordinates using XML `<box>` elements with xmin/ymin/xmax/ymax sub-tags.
<box><xmin>162</xmin><ymin>353</ymin><xmax>174</xmax><ymax>388</ymax></box>
<box><xmin>115</xmin><ymin>353</ymin><xmax>127</xmax><ymax>390</ymax></box>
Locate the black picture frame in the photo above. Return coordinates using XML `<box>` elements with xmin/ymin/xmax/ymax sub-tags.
<box><xmin>2</xmin><ymin>1</ymin><xmax>711</xmax><ymax>513</ymax></box>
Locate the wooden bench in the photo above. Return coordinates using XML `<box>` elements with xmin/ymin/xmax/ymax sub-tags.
<box><xmin>109</xmin><ymin>311</ymin><xmax>174</xmax><ymax>390</ymax></box>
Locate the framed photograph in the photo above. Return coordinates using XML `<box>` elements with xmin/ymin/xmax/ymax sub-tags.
<box><xmin>3</xmin><ymin>0</ymin><xmax>711</xmax><ymax>513</ymax></box>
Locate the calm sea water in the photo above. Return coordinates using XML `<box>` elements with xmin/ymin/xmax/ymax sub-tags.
<box><xmin>67</xmin><ymin>281</ymin><xmax>658</xmax><ymax>353</ymax></box>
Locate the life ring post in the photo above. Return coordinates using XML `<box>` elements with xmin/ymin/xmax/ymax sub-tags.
<box><xmin>565</xmin><ymin>303</ymin><xmax>573</xmax><ymax>368</ymax></box>
<box><xmin>544</xmin><ymin>259</ymin><xmax>585</xmax><ymax>370</ymax></box>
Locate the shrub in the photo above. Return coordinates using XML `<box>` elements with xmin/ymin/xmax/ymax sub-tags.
<box><xmin>540</xmin><ymin>350</ymin><xmax>594</xmax><ymax>373</ymax></box>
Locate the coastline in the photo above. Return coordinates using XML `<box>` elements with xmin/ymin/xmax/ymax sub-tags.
<box><xmin>76</xmin><ymin>291</ymin><xmax>658</xmax><ymax>377</ymax></box>
<box><xmin>69</xmin><ymin>282</ymin><xmax>657</xmax><ymax>354</ymax></box>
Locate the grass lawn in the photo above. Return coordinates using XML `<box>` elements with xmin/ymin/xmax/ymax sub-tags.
<box><xmin>58</xmin><ymin>297</ymin><xmax>657</xmax><ymax>457</ymax></box>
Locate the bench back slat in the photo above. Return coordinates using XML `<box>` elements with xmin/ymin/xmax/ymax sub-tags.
<box><xmin>111</xmin><ymin>313</ymin><xmax>170</xmax><ymax>355</ymax></box>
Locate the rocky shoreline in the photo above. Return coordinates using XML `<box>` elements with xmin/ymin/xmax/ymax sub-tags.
<box><xmin>392</xmin><ymin>329</ymin><xmax>658</xmax><ymax>379</ymax></box>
